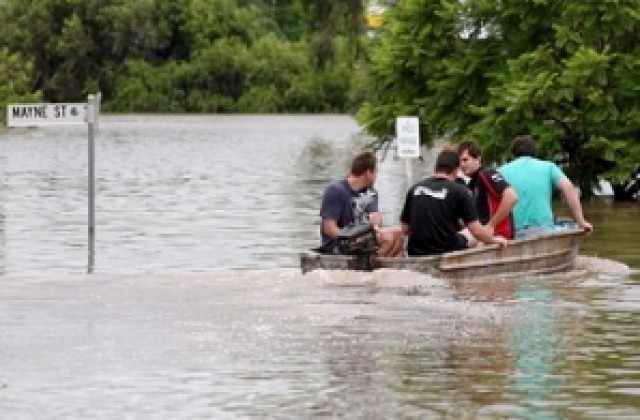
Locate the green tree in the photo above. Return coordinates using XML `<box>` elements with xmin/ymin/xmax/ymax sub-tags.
<box><xmin>0</xmin><ymin>0</ymin><xmax>369</xmax><ymax>115</ymax></box>
<box><xmin>288</xmin><ymin>0</ymin><xmax>366</xmax><ymax>67</ymax></box>
<box><xmin>357</xmin><ymin>0</ymin><xmax>640</xmax><ymax>192</ymax></box>
<box><xmin>0</xmin><ymin>0</ymin><xmax>167</xmax><ymax>101</ymax></box>
<box><xmin>0</xmin><ymin>48</ymin><xmax>42</xmax><ymax>125</ymax></box>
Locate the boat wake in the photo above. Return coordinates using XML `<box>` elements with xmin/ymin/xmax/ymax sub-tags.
<box><xmin>576</xmin><ymin>255</ymin><xmax>631</xmax><ymax>276</ymax></box>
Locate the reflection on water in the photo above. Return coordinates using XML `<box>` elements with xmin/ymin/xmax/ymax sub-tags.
<box><xmin>511</xmin><ymin>283</ymin><xmax>561</xmax><ymax>419</ymax></box>
<box><xmin>0</xmin><ymin>116</ymin><xmax>639</xmax><ymax>418</ymax></box>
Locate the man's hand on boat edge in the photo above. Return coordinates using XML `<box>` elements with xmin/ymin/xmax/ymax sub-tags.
<box><xmin>578</xmin><ymin>220</ymin><xmax>594</xmax><ymax>235</ymax></box>
<box><xmin>492</xmin><ymin>235</ymin><xmax>509</xmax><ymax>248</ymax></box>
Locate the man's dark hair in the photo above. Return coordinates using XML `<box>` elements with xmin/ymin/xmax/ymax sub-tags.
<box><xmin>457</xmin><ymin>141</ymin><xmax>482</xmax><ymax>159</ymax></box>
<box><xmin>511</xmin><ymin>135</ymin><xmax>537</xmax><ymax>157</ymax></box>
<box><xmin>351</xmin><ymin>151</ymin><xmax>377</xmax><ymax>176</ymax></box>
<box><xmin>435</xmin><ymin>149</ymin><xmax>460</xmax><ymax>175</ymax></box>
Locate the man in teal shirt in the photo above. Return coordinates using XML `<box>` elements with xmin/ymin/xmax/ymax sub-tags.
<box><xmin>498</xmin><ymin>135</ymin><xmax>593</xmax><ymax>238</ymax></box>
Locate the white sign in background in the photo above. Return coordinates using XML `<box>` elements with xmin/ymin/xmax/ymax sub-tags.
<box><xmin>7</xmin><ymin>103</ymin><xmax>88</xmax><ymax>127</ymax></box>
<box><xmin>395</xmin><ymin>116</ymin><xmax>420</xmax><ymax>158</ymax></box>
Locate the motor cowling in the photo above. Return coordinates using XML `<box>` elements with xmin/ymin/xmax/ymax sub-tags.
<box><xmin>336</xmin><ymin>223</ymin><xmax>378</xmax><ymax>271</ymax></box>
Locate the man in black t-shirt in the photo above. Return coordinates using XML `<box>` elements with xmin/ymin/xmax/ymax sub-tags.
<box><xmin>398</xmin><ymin>149</ymin><xmax>508</xmax><ymax>256</ymax></box>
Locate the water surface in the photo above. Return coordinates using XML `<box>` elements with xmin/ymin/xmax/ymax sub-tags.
<box><xmin>0</xmin><ymin>115</ymin><xmax>638</xmax><ymax>418</ymax></box>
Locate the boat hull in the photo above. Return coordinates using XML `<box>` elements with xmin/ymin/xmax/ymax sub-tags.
<box><xmin>300</xmin><ymin>229</ymin><xmax>584</xmax><ymax>279</ymax></box>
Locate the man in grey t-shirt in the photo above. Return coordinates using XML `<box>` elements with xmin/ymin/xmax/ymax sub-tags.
<box><xmin>318</xmin><ymin>152</ymin><xmax>403</xmax><ymax>256</ymax></box>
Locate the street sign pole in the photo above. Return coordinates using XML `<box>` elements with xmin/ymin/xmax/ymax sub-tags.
<box><xmin>6</xmin><ymin>94</ymin><xmax>101</xmax><ymax>274</ymax></box>
<box><xmin>87</xmin><ymin>94</ymin><xmax>96</xmax><ymax>273</ymax></box>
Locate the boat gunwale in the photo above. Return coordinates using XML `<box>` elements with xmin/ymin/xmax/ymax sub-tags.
<box><xmin>300</xmin><ymin>229</ymin><xmax>585</xmax><ymax>277</ymax></box>
<box><xmin>302</xmin><ymin>229</ymin><xmax>585</xmax><ymax>262</ymax></box>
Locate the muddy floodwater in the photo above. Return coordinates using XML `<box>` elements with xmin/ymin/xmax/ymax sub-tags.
<box><xmin>0</xmin><ymin>115</ymin><xmax>638</xmax><ymax>418</ymax></box>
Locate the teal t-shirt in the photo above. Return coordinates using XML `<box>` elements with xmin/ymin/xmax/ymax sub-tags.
<box><xmin>498</xmin><ymin>157</ymin><xmax>564</xmax><ymax>229</ymax></box>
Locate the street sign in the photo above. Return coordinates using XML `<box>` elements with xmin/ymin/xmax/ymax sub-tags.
<box><xmin>5</xmin><ymin>94</ymin><xmax>101</xmax><ymax>274</ymax></box>
<box><xmin>6</xmin><ymin>103</ymin><xmax>88</xmax><ymax>127</ymax></box>
<box><xmin>395</xmin><ymin>116</ymin><xmax>420</xmax><ymax>158</ymax></box>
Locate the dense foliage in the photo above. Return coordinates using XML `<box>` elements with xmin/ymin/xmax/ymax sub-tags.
<box><xmin>1</xmin><ymin>0</ymin><xmax>638</xmax><ymax>190</ymax></box>
<box><xmin>357</xmin><ymin>0</ymin><xmax>640</xmax><ymax>191</ymax></box>
<box><xmin>0</xmin><ymin>48</ymin><xmax>42</xmax><ymax>112</ymax></box>
<box><xmin>0</xmin><ymin>0</ymin><xmax>364</xmax><ymax>115</ymax></box>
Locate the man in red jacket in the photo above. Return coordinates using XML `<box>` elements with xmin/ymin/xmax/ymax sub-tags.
<box><xmin>457</xmin><ymin>141</ymin><xmax>518</xmax><ymax>239</ymax></box>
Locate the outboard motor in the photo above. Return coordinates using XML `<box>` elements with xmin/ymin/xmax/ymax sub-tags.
<box><xmin>336</xmin><ymin>222</ymin><xmax>378</xmax><ymax>271</ymax></box>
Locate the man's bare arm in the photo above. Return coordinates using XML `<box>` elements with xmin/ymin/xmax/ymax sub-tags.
<box><xmin>490</xmin><ymin>187</ymin><xmax>518</xmax><ymax>228</ymax></box>
<box><xmin>322</xmin><ymin>218</ymin><xmax>342</xmax><ymax>239</ymax></box>
<box><xmin>557</xmin><ymin>177</ymin><xmax>594</xmax><ymax>233</ymax></box>
<box><xmin>368</xmin><ymin>211</ymin><xmax>382</xmax><ymax>227</ymax></box>
<box><xmin>467</xmin><ymin>221</ymin><xmax>508</xmax><ymax>246</ymax></box>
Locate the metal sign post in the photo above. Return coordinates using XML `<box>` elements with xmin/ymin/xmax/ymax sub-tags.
<box><xmin>87</xmin><ymin>94</ymin><xmax>97</xmax><ymax>273</ymax></box>
<box><xmin>6</xmin><ymin>93</ymin><xmax>101</xmax><ymax>273</ymax></box>
<box><xmin>395</xmin><ymin>116</ymin><xmax>421</xmax><ymax>185</ymax></box>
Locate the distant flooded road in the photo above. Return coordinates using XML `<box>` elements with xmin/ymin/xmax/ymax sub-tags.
<box><xmin>1</xmin><ymin>115</ymin><xmax>371</xmax><ymax>275</ymax></box>
<box><xmin>0</xmin><ymin>115</ymin><xmax>638</xmax><ymax>418</ymax></box>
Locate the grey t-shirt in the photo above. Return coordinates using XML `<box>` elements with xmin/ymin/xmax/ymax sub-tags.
<box><xmin>318</xmin><ymin>179</ymin><xmax>379</xmax><ymax>253</ymax></box>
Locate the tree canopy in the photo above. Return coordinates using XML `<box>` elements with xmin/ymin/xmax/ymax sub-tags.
<box><xmin>357</xmin><ymin>0</ymin><xmax>640</xmax><ymax>190</ymax></box>
<box><xmin>0</xmin><ymin>0</ymin><xmax>364</xmax><ymax>116</ymax></box>
<box><xmin>2</xmin><ymin>0</ymin><xmax>639</xmax><ymax>191</ymax></box>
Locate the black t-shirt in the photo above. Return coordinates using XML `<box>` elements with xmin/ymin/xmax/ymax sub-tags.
<box><xmin>400</xmin><ymin>177</ymin><xmax>478</xmax><ymax>255</ymax></box>
<box><xmin>319</xmin><ymin>179</ymin><xmax>379</xmax><ymax>253</ymax></box>
<box><xmin>467</xmin><ymin>168</ymin><xmax>510</xmax><ymax>224</ymax></box>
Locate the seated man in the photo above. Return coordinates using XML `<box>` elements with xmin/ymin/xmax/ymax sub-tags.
<box><xmin>318</xmin><ymin>151</ymin><xmax>404</xmax><ymax>256</ymax></box>
<box><xmin>457</xmin><ymin>141</ymin><xmax>518</xmax><ymax>239</ymax></box>
<box><xmin>498</xmin><ymin>135</ymin><xmax>593</xmax><ymax>238</ymax></box>
<box><xmin>397</xmin><ymin>149</ymin><xmax>508</xmax><ymax>256</ymax></box>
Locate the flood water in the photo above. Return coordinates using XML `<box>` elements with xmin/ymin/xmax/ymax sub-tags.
<box><xmin>0</xmin><ymin>115</ymin><xmax>638</xmax><ymax>418</ymax></box>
